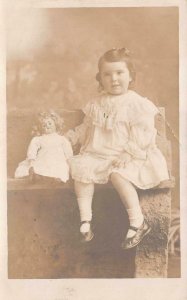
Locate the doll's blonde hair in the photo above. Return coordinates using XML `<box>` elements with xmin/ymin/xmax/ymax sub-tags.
<box><xmin>31</xmin><ymin>110</ymin><xmax>64</xmax><ymax>136</ymax></box>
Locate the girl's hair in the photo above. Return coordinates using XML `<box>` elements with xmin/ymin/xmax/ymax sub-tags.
<box><xmin>31</xmin><ymin>110</ymin><xmax>64</xmax><ymax>136</ymax></box>
<box><xmin>96</xmin><ymin>47</ymin><xmax>136</xmax><ymax>89</ymax></box>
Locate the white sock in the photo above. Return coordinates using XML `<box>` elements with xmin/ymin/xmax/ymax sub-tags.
<box><xmin>80</xmin><ymin>222</ymin><xmax>91</xmax><ymax>233</ymax></box>
<box><xmin>77</xmin><ymin>196</ymin><xmax>92</xmax><ymax>233</ymax></box>
<box><xmin>126</xmin><ymin>206</ymin><xmax>144</xmax><ymax>238</ymax></box>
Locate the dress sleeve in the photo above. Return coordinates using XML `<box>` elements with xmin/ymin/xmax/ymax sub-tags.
<box><xmin>26</xmin><ymin>137</ymin><xmax>41</xmax><ymax>160</ymax></box>
<box><xmin>65</xmin><ymin>116</ymin><xmax>90</xmax><ymax>146</ymax></box>
<box><xmin>61</xmin><ymin>136</ymin><xmax>73</xmax><ymax>159</ymax></box>
<box><xmin>124</xmin><ymin>99</ymin><xmax>158</xmax><ymax>159</ymax></box>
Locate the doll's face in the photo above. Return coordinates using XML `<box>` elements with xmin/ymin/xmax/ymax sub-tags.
<box><xmin>41</xmin><ymin>117</ymin><xmax>56</xmax><ymax>134</ymax></box>
<box><xmin>99</xmin><ymin>61</ymin><xmax>132</xmax><ymax>95</ymax></box>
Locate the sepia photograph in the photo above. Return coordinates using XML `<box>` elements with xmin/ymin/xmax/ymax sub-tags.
<box><xmin>1</xmin><ymin>0</ymin><xmax>187</xmax><ymax>299</ymax></box>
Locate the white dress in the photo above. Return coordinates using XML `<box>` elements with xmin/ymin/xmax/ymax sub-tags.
<box><xmin>15</xmin><ymin>133</ymin><xmax>73</xmax><ymax>182</ymax></box>
<box><xmin>68</xmin><ymin>90</ymin><xmax>169</xmax><ymax>189</ymax></box>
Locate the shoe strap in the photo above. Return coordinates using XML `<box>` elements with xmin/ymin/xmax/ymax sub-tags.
<box><xmin>129</xmin><ymin>220</ymin><xmax>145</xmax><ymax>232</ymax></box>
<box><xmin>81</xmin><ymin>221</ymin><xmax>91</xmax><ymax>225</ymax></box>
<box><xmin>129</xmin><ymin>225</ymin><xmax>139</xmax><ymax>232</ymax></box>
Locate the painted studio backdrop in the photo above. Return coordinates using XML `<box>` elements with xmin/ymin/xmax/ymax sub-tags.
<box><xmin>7</xmin><ymin>7</ymin><xmax>179</xmax><ymax>206</ymax></box>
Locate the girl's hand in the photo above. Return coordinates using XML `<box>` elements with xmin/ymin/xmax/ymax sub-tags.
<box><xmin>112</xmin><ymin>152</ymin><xmax>132</xmax><ymax>168</ymax></box>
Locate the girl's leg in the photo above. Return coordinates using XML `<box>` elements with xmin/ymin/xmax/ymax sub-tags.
<box><xmin>74</xmin><ymin>180</ymin><xmax>94</xmax><ymax>233</ymax></box>
<box><xmin>110</xmin><ymin>173</ymin><xmax>144</xmax><ymax>238</ymax></box>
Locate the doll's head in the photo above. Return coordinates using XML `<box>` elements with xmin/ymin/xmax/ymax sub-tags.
<box><xmin>31</xmin><ymin>111</ymin><xmax>64</xmax><ymax>136</ymax></box>
<box><xmin>96</xmin><ymin>48</ymin><xmax>136</xmax><ymax>95</ymax></box>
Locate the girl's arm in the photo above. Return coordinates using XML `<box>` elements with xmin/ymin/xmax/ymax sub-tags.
<box><xmin>61</xmin><ymin>136</ymin><xmax>73</xmax><ymax>160</ymax></box>
<box><xmin>123</xmin><ymin>97</ymin><xmax>159</xmax><ymax>159</ymax></box>
<box><xmin>124</xmin><ymin>114</ymin><xmax>157</xmax><ymax>159</ymax></box>
<box><xmin>113</xmin><ymin>114</ymin><xmax>157</xmax><ymax>168</ymax></box>
<box><xmin>65</xmin><ymin>116</ymin><xmax>90</xmax><ymax>146</ymax></box>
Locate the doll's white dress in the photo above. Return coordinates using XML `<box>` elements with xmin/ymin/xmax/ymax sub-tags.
<box><xmin>68</xmin><ymin>90</ymin><xmax>169</xmax><ymax>189</ymax></box>
<box><xmin>15</xmin><ymin>133</ymin><xmax>73</xmax><ymax>182</ymax></box>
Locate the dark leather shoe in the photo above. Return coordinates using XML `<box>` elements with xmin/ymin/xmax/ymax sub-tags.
<box><xmin>121</xmin><ymin>220</ymin><xmax>151</xmax><ymax>250</ymax></box>
<box><xmin>80</xmin><ymin>221</ymin><xmax>94</xmax><ymax>243</ymax></box>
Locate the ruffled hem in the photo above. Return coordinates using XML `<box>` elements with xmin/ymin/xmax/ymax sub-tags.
<box><xmin>71</xmin><ymin>175</ymin><xmax>108</xmax><ymax>184</ymax></box>
<box><xmin>111</xmin><ymin>169</ymin><xmax>169</xmax><ymax>190</ymax></box>
<box><xmin>69</xmin><ymin>154</ymin><xmax>113</xmax><ymax>184</ymax></box>
<box><xmin>69</xmin><ymin>150</ymin><xmax>169</xmax><ymax>188</ymax></box>
<box><xmin>71</xmin><ymin>169</ymin><xmax>168</xmax><ymax>188</ymax></box>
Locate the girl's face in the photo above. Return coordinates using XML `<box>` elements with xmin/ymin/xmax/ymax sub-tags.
<box><xmin>41</xmin><ymin>117</ymin><xmax>56</xmax><ymax>134</ymax></box>
<box><xmin>99</xmin><ymin>61</ymin><xmax>132</xmax><ymax>95</ymax></box>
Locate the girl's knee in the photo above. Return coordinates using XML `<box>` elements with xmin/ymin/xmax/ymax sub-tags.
<box><xmin>110</xmin><ymin>172</ymin><xmax>117</xmax><ymax>182</ymax></box>
<box><xmin>110</xmin><ymin>172</ymin><xmax>132</xmax><ymax>187</ymax></box>
<box><xmin>110</xmin><ymin>172</ymin><xmax>126</xmax><ymax>182</ymax></box>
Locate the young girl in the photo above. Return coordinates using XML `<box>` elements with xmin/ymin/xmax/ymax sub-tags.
<box><xmin>67</xmin><ymin>48</ymin><xmax>169</xmax><ymax>249</ymax></box>
<box><xmin>15</xmin><ymin>111</ymin><xmax>73</xmax><ymax>183</ymax></box>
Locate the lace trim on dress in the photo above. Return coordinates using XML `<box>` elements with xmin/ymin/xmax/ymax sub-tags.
<box><xmin>83</xmin><ymin>91</ymin><xmax>158</xmax><ymax>130</ymax></box>
<box><xmin>71</xmin><ymin>174</ymin><xmax>109</xmax><ymax>184</ymax></box>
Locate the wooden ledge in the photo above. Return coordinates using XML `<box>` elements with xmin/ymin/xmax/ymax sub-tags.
<box><xmin>7</xmin><ymin>177</ymin><xmax>175</xmax><ymax>191</ymax></box>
